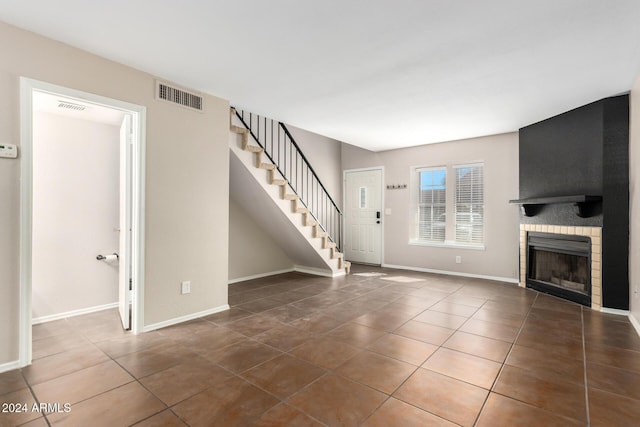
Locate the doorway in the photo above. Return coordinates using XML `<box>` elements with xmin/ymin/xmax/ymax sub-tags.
<box><xmin>344</xmin><ymin>168</ymin><xmax>383</xmax><ymax>265</ymax></box>
<box><xmin>19</xmin><ymin>78</ymin><xmax>146</xmax><ymax>367</ymax></box>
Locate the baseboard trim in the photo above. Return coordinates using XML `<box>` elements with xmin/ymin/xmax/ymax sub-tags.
<box><xmin>142</xmin><ymin>304</ymin><xmax>230</xmax><ymax>333</ymax></box>
<box><xmin>629</xmin><ymin>313</ymin><xmax>640</xmax><ymax>337</ymax></box>
<box><xmin>294</xmin><ymin>265</ymin><xmax>344</xmax><ymax>278</ymax></box>
<box><xmin>228</xmin><ymin>268</ymin><xmax>295</xmax><ymax>284</ymax></box>
<box><xmin>32</xmin><ymin>302</ymin><xmax>119</xmax><ymax>325</ymax></box>
<box><xmin>0</xmin><ymin>360</ymin><xmax>21</xmax><ymax>374</ymax></box>
<box><xmin>381</xmin><ymin>263</ymin><xmax>519</xmax><ymax>284</ymax></box>
<box><xmin>600</xmin><ymin>307</ymin><xmax>630</xmax><ymax>316</ymax></box>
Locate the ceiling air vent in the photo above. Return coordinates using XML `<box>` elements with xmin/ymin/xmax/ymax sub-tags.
<box><xmin>155</xmin><ymin>81</ymin><xmax>204</xmax><ymax>112</ymax></box>
<box><xmin>58</xmin><ymin>101</ymin><xmax>87</xmax><ymax>111</ymax></box>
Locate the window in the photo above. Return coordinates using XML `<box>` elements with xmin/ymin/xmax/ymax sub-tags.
<box><xmin>417</xmin><ymin>167</ymin><xmax>446</xmax><ymax>242</ymax></box>
<box><xmin>413</xmin><ymin>163</ymin><xmax>484</xmax><ymax>247</ymax></box>
<box><xmin>454</xmin><ymin>164</ymin><xmax>484</xmax><ymax>244</ymax></box>
<box><xmin>359</xmin><ymin>187</ymin><xmax>367</xmax><ymax>208</ymax></box>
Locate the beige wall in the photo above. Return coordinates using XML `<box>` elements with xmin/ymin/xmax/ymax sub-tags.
<box><xmin>32</xmin><ymin>112</ymin><xmax>120</xmax><ymax>319</ymax></box>
<box><xmin>287</xmin><ymin>125</ymin><xmax>343</xmax><ymax>208</ymax></box>
<box><xmin>0</xmin><ymin>22</ymin><xmax>230</xmax><ymax>365</ymax></box>
<box><xmin>228</xmin><ymin>199</ymin><xmax>294</xmax><ymax>281</ymax></box>
<box><xmin>630</xmin><ymin>75</ymin><xmax>640</xmax><ymax>325</ymax></box>
<box><xmin>342</xmin><ymin>133</ymin><xmax>520</xmax><ymax>280</ymax></box>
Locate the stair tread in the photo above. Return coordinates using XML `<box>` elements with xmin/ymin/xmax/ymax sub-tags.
<box><xmin>232</xmin><ymin>123</ymin><xmax>343</xmax><ymax>272</ymax></box>
<box><xmin>230</xmin><ymin>125</ymin><xmax>247</xmax><ymax>134</ymax></box>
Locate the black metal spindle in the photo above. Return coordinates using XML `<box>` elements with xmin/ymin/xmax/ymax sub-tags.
<box><xmin>233</xmin><ymin>108</ymin><xmax>343</xmax><ymax>253</ymax></box>
<box><xmin>289</xmin><ymin>140</ymin><xmax>292</xmax><ymax>190</ymax></box>
<box><xmin>306</xmin><ymin>166</ymin><xmax>309</xmax><ymax>209</ymax></box>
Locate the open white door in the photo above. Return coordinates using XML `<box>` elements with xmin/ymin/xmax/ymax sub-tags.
<box><xmin>20</xmin><ymin>78</ymin><xmax>146</xmax><ymax>367</ymax></box>
<box><xmin>345</xmin><ymin>169</ymin><xmax>383</xmax><ymax>265</ymax></box>
<box><xmin>119</xmin><ymin>115</ymin><xmax>132</xmax><ymax>330</ymax></box>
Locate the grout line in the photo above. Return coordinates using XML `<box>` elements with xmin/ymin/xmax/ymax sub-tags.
<box><xmin>471</xmin><ymin>291</ymin><xmax>539</xmax><ymax>426</ymax></box>
<box><xmin>25</xmin><ymin>271</ymin><xmax>597</xmax><ymax>426</ymax></box>
<box><xmin>20</xmin><ymin>369</ymin><xmax>52</xmax><ymax>427</ymax></box>
<box><xmin>278</xmin><ymin>372</ymin><xmax>331</xmax><ymax>426</ymax></box>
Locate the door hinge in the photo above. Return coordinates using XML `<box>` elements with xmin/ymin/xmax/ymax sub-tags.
<box><xmin>129</xmin><ymin>278</ymin><xmax>133</xmax><ymax>291</ymax></box>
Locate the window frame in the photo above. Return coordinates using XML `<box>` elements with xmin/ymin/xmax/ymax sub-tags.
<box><xmin>453</xmin><ymin>163</ymin><xmax>484</xmax><ymax>245</ymax></box>
<box><xmin>410</xmin><ymin>162</ymin><xmax>485</xmax><ymax>249</ymax></box>
<box><xmin>415</xmin><ymin>166</ymin><xmax>447</xmax><ymax>243</ymax></box>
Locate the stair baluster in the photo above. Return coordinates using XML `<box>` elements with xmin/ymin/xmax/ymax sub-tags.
<box><xmin>231</xmin><ymin>108</ymin><xmax>349</xmax><ymax>273</ymax></box>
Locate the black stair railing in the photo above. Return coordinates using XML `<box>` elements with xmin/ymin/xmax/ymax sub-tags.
<box><xmin>233</xmin><ymin>108</ymin><xmax>343</xmax><ymax>251</ymax></box>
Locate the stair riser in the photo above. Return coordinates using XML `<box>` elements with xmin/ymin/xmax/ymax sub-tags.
<box><xmin>230</xmin><ymin>109</ymin><xmax>348</xmax><ymax>274</ymax></box>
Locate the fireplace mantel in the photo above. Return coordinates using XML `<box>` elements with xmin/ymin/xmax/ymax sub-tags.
<box><xmin>509</xmin><ymin>195</ymin><xmax>602</xmax><ymax>218</ymax></box>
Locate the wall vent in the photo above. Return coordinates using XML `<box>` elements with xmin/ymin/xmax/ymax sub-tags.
<box><xmin>155</xmin><ymin>81</ymin><xmax>204</xmax><ymax>112</ymax></box>
<box><xmin>58</xmin><ymin>101</ymin><xmax>87</xmax><ymax>111</ymax></box>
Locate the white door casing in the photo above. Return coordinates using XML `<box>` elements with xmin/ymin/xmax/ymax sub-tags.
<box><xmin>19</xmin><ymin>78</ymin><xmax>146</xmax><ymax>367</ymax></box>
<box><xmin>119</xmin><ymin>115</ymin><xmax>132</xmax><ymax>330</ymax></box>
<box><xmin>344</xmin><ymin>168</ymin><xmax>383</xmax><ymax>265</ymax></box>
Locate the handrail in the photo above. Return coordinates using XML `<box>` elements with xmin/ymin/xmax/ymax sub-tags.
<box><xmin>233</xmin><ymin>108</ymin><xmax>343</xmax><ymax>251</ymax></box>
<box><xmin>278</xmin><ymin>123</ymin><xmax>343</xmax><ymax>216</ymax></box>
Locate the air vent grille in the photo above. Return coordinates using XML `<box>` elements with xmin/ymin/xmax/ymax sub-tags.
<box><xmin>156</xmin><ymin>81</ymin><xmax>203</xmax><ymax>112</ymax></box>
<box><xmin>58</xmin><ymin>101</ymin><xmax>86</xmax><ymax>111</ymax></box>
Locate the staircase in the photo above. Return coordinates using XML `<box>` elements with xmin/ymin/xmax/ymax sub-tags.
<box><xmin>229</xmin><ymin>107</ymin><xmax>350</xmax><ymax>275</ymax></box>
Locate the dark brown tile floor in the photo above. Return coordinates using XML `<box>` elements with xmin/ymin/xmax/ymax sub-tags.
<box><xmin>2</xmin><ymin>265</ymin><xmax>640</xmax><ymax>426</ymax></box>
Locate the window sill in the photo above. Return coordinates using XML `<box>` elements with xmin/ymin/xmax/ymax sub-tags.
<box><xmin>408</xmin><ymin>240</ymin><xmax>486</xmax><ymax>251</ymax></box>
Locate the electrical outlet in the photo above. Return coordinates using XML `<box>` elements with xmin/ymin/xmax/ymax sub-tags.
<box><xmin>181</xmin><ymin>281</ymin><xmax>191</xmax><ymax>295</ymax></box>
<box><xmin>455</xmin><ymin>256</ymin><xmax>461</xmax><ymax>264</ymax></box>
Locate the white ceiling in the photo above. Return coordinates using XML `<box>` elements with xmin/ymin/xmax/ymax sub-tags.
<box><xmin>3</xmin><ymin>1</ymin><xmax>640</xmax><ymax>151</ymax></box>
<box><xmin>33</xmin><ymin>91</ymin><xmax>125</xmax><ymax>126</ymax></box>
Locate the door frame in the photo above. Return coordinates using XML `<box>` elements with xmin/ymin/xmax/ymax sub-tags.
<box><xmin>343</xmin><ymin>166</ymin><xmax>385</xmax><ymax>266</ymax></box>
<box><xmin>19</xmin><ymin>78</ymin><xmax>147</xmax><ymax>367</ymax></box>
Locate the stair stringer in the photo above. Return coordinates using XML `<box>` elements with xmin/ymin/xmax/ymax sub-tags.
<box><xmin>229</xmin><ymin>133</ymin><xmax>345</xmax><ymax>277</ymax></box>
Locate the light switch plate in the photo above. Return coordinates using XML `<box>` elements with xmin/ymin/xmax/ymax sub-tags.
<box><xmin>181</xmin><ymin>281</ymin><xmax>191</xmax><ymax>294</ymax></box>
<box><xmin>0</xmin><ymin>143</ymin><xmax>17</xmax><ymax>158</ymax></box>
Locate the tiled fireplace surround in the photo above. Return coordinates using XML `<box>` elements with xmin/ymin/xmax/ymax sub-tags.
<box><xmin>519</xmin><ymin>224</ymin><xmax>602</xmax><ymax>310</ymax></box>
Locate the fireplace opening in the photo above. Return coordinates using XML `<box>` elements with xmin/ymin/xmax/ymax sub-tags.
<box><xmin>526</xmin><ymin>232</ymin><xmax>591</xmax><ymax>306</ymax></box>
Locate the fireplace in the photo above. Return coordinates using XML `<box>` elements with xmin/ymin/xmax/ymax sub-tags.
<box><xmin>514</xmin><ymin>95</ymin><xmax>629</xmax><ymax>310</ymax></box>
<box><xmin>526</xmin><ymin>232</ymin><xmax>591</xmax><ymax>306</ymax></box>
<box><xmin>519</xmin><ymin>224</ymin><xmax>602</xmax><ymax>310</ymax></box>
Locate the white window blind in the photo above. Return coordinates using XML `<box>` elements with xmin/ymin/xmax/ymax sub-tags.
<box><xmin>417</xmin><ymin>167</ymin><xmax>446</xmax><ymax>242</ymax></box>
<box><xmin>454</xmin><ymin>164</ymin><xmax>484</xmax><ymax>244</ymax></box>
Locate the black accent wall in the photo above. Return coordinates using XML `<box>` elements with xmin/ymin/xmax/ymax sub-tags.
<box><xmin>602</xmin><ymin>96</ymin><xmax>630</xmax><ymax>309</ymax></box>
<box><xmin>518</xmin><ymin>95</ymin><xmax>629</xmax><ymax>310</ymax></box>
<box><xmin>519</xmin><ymin>99</ymin><xmax>603</xmax><ymax>227</ymax></box>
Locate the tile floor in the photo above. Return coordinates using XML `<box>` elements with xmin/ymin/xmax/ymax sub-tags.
<box><xmin>2</xmin><ymin>265</ymin><xmax>640</xmax><ymax>426</ymax></box>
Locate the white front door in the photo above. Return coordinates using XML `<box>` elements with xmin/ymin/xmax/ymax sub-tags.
<box><xmin>118</xmin><ymin>115</ymin><xmax>132</xmax><ymax>330</ymax></box>
<box><xmin>345</xmin><ymin>169</ymin><xmax>382</xmax><ymax>265</ymax></box>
